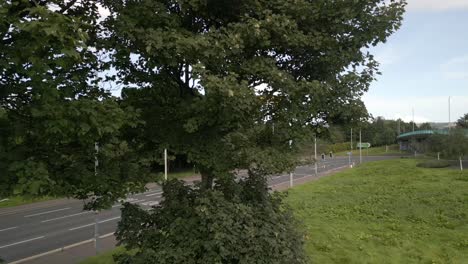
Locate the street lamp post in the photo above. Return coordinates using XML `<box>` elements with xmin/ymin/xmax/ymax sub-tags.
<box><xmin>359</xmin><ymin>129</ymin><xmax>362</xmax><ymax>164</ymax></box>
<box><xmin>314</xmin><ymin>136</ymin><xmax>318</xmax><ymax>176</ymax></box>
<box><xmin>289</xmin><ymin>140</ymin><xmax>294</xmax><ymax>187</ymax></box>
<box><xmin>94</xmin><ymin>142</ymin><xmax>99</xmax><ymax>255</ymax></box>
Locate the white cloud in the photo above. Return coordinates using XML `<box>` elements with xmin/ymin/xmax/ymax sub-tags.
<box><xmin>406</xmin><ymin>0</ymin><xmax>468</xmax><ymax>11</ymax></box>
<box><xmin>363</xmin><ymin>95</ymin><xmax>468</xmax><ymax>123</ymax></box>
<box><xmin>440</xmin><ymin>55</ymin><xmax>468</xmax><ymax>80</ymax></box>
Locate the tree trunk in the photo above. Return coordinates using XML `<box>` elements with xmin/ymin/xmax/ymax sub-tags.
<box><xmin>200</xmin><ymin>169</ymin><xmax>214</xmax><ymax>190</ymax></box>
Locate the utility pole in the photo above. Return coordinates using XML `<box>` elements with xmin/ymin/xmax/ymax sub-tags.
<box><xmin>94</xmin><ymin>142</ymin><xmax>99</xmax><ymax>255</ymax></box>
<box><xmin>350</xmin><ymin>128</ymin><xmax>353</xmax><ymax>150</ymax></box>
<box><xmin>288</xmin><ymin>140</ymin><xmax>294</xmax><ymax>187</ymax></box>
<box><xmin>359</xmin><ymin>129</ymin><xmax>362</xmax><ymax>164</ymax></box>
<box><xmin>314</xmin><ymin>136</ymin><xmax>318</xmax><ymax>176</ymax></box>
<box><xmin>412</xmin><ymin>108</ymin><xmax>415</xmax><ymax>132</ymax></box>
<box><xmin>164</xmin><ymin>148</ymin><xmax>168</xmax><ymax>181</ymax></box>
<box><xmin>460</xmin><ymin>156</ymin><xmax>464</xmax><ymax>171</ymax></box>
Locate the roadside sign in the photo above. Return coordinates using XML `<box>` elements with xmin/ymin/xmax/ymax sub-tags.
<box><xmin>356</xmin><ymin>143</ymin><xmax>371</xmax><ymax>149</ymax></box>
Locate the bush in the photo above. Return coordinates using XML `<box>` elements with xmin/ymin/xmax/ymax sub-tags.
<box><xmin>325</xmin><ymin>142</ymin><xmax>350</xmax><ymax>153</ymax></box>
<box><xmin>416</xmin><ymin>160</ymin><xmax>450</xmax><ymax>168</ymax></box>
<box><xmin>115</xmin><ymin>175</ymin><xmax>307</xmax><ymax>264</ymax></box>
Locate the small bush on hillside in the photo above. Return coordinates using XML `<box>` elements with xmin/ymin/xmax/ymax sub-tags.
<box><xmin>417</xmin><ymin>160</ymin><xmax>450</xmax><ymax>168</ymax></box>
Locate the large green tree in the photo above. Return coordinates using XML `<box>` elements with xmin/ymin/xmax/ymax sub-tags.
<box><xmin>102</xmin><ymin>0</ymin><xmax>405</xmax><ymax>185</ymax></box>
<box><xmin>0</xmin><ymin>0</ymin><xmax>151</xmax><ymax>209</ymax></box>
<box><xmin>99</xmin><ymin>0</ymin><xmax>405</xmax><ymax>263</ymax></box>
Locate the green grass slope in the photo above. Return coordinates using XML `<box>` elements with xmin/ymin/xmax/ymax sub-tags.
<box><xmin>287</xmin><ymin>159</ymin><xmax>468</xmax><ymax>264</ymax></box>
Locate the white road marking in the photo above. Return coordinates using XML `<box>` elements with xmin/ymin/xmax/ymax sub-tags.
<box><xmin>9</xmin><ymin>232</ymin><xmax>115</xmax><ymax>264</ymax></box>
<box><xmin>0</xmin><ymin>226</ymin><xmax>18</xmax><ymax>232</ymax></box>
<box><xmin>0</xmin><ymin>236</ymin><xmax>45</xmax><ymax>249</ymax></box>
<box><xmin>145</xmin><ymin>192</ymin><xmax>162</xmax><ymax>197</ymax></box>
<box><xmin>99</xmin><ymin>216</ymin><xmax>121</xmax><ymax>223</ymax></box>
<box><xmin>69</xmin><ymin>216</ymin><xmax>121</xmax><ymax>231</ymax></box>
<box><xmin>69</xmin><ymin>223</ymin><xmax>93</xmax><ymax>231</ymax></box>
<box><xmin>41</xmin><ymin>211</ymin><xmax>91</xmax><ymax>223</ymax></box>
<box><xmin>141</xmin><ymin>201</ymin><xmax>159</xmax><ymax>206</ymax></box>
<box><xmin>24</xmin><ymin>207</ymin><xmax>70</xmax><ymax>218</ymax></box>
<box><xmin>144</xmin><ymin>189</ymin><xmax>162</xmax><ymax>195</ymax></box>
<box><xmin>118</xmin><ymin>198</ymin><xmax>137</xmax><ymax>203</ymax></box>
<box><xmin>112</xmin><ymin>204</ymin><xmax>122</xmax><ymax>208</ymax></box>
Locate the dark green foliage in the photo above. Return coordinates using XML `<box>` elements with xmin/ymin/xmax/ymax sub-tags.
<box><xmin>416</xmin><ymin>160</ymin><xmax>450</xmax><ymax>168</ymax></box>
<box><xmin>418</xmin><ymin>122</ymin><xmax>432</xmax><ymax>130</ymax></box>
<box><xmin>0</xmin><ymin>1</ymin><xmax>152</xmax><ymax>209</ymax></box>
<box><xmin>427</xmin><ymin>129</ymin><xmax>468</xmax><ymax>159</ymax></box>
<box><xmin>115</xmin><ymin>173</ymin><xmax>307</xmax><ymax>264</ymax></box>
<box><xmin>456</xmin><ymin>113</ymin><xmax>468</xmax><ymax>129</ymax></box>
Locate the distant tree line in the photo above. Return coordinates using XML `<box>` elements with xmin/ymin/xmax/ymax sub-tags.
<box><xmin>425</xmin><ymin>113</ymin><xmax>468</xmax><ymax>159</ymax></box>
<box><xmin>322</xmin><ymin>116</ymin><xmax>427</xmax><ymax>148</ymax></box>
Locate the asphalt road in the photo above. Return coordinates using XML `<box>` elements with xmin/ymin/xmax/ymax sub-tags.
<box><xmin>0</xmin><ymin>155</ymin><xmax>394</xmax><ymax>262</ymax></box>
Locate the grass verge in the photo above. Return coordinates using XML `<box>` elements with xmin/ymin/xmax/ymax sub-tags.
<box><xmin>335</xmin><ymin>145</ymin><xmax>406</xmax><ymax>156</ymax></box>
<box><xmin>79</xmin><ymin>247</ymin><xmax>126</xmax><ymax>264</ymax></box>
<box><xmin>0</xmin><ymin>196</ymin><xmax>58</xmax><ymax>209</ymax></box>
<box><xmin>286</xmin><ymin>159</ymin><xmax>468</xmax><ymax>263</ymax></box>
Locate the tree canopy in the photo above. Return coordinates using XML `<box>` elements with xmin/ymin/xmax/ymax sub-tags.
<box><xmin>1</xmin><ymin>0</ymin><xmax>406</xmax><ymax>262</ymax></box>
<box><xmin>102</xmin><ymin>0</ymin><xmax>405</xmax><ymax>185</ymax></box>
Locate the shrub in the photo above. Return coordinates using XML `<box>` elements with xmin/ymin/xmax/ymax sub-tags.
<box><xmin>416</xmin><ymin>160</ymin><xmax>450</xmax><ymax>168</ymax></box>
<box><xmin>115</xmin><ymin>175</ymin><xmax>307</xmax><ymax>264</ymax></box>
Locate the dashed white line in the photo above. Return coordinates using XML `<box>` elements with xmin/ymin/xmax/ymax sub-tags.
<box><xmin>24</xmin><ymin>207</ymin><xmax>71</xmax><ymax>218</ymax></box>
<box><xmin>41</xmin><ymin>211</ymin><xmax>91</xmax><ymax>223</ymax></box>
<box><xmin>144</xmin><ymin>189</ymin><xmax>162</xmax><ymax>195</ymax></box>
<box><xmin>141</xmin><ymin>201</ymin><xmax>159</xmax><ymax>206</ymax></box>
<box><xmin>69</xmin><ymin>216</ymin><xmax>121</xmax><ymax>231</ymax></box>
<box><xmin>131</xmin><ymin>199</ymin><xmax>146</xmax><ymax>204</ymax></box>
<box><xmin>69</xmin><ymin>223</ymin><xmax>93</xmax><ymax>231</ymax></box>
<box><xmin>99</xmin><ymin>216</ymin><xmax>121</xmax><ymax>223</ymax></box>
<box><xmin>0</xmin><ymin>236</ymin><xmax>45</xmax><ymax>249</ymax></box>
<box><xmin>0</xmin><ymin>226</ymin><xmax>18</xmax><ymax>232</ymax></box>
<box><xmin>145</xmin><ymin>192</ymin><xmax>162</xmax><ymax>197</ymax></box>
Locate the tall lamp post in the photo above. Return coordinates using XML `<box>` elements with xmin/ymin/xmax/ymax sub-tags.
<box><xmin>94</xmin><ymin>142</ymin><xmax>99</xmax><ymax>255</ymax></box>
<box><xmin>314</xmin><ymin>136</ymin><xmax>318</xmax><ymax>176</ymax></box>
<box><xmin>359</xmin><ymin>129</ymin><xmax>362</xmax><ymax>164</ymax></box>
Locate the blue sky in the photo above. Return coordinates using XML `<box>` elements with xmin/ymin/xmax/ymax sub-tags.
<box><xmin>364</xmin><ymin>0</ymin><xmax>468</xmax><ymax>122</ymax></box>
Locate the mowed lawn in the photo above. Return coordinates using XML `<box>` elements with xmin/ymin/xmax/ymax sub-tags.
<box><xmin>286</xmin><ymin>159</ymin><xmax>468</xmax><ymax>264</ymax></box>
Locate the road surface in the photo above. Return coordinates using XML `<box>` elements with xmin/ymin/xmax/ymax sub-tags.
<box><xmin>0</xmin><ymin>156</ymin><xmax>394</xmax><ymax>262</ymax></box>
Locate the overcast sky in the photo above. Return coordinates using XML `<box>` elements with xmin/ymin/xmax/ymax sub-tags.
<box><xmin>364</xmin><ymin>0</ymin><xmax>468</xmax><ymax>123</ymax></box>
